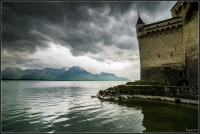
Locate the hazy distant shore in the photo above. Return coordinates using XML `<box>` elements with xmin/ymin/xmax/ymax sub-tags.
<box><xmin>1</xmin><ymin>79</ymin><xmax>129</xmax><ymax>81</ymax></box>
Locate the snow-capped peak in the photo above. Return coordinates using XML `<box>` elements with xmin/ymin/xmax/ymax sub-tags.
<box><xmin>71</xmin><ymin>66</ymin><xmax>85</xmax><ymax>71</ymax></box>
<box><xmin>61</xmin><ymin>67</ymin><xmax>71</xmax><ymax>71</ymax></box>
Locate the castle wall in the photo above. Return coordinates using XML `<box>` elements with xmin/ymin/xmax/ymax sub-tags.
<box><xmin>136</xmin><ymin>2</ymin><xmax>198</xmax><ymax>86</ymax></box>
<box><xmin>141</xmin><ymin>66</ymin><xmax>165</xmax><ymax>84</ymax></box>
<box><xmin>141</xmin><ymin>64</ymin><xmax>185</xmax><ymax>86</ymax></box>
<box><xmin>183</xmin><ymin>3</ymin><xmax>199</xmax><ymax>86</ymax></box>
<box><xmin>138</xmin><ymin>26</ymin><xmax>185</xmax><ymax>85</ymax></box>
<box><xmin>138</xmin><ymin>26</ymin><xmax>184</xmax><ymax>68</ymax></box>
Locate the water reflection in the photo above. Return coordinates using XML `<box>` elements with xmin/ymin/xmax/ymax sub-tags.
<box><xmin>109</xmin><ymin>98</ymin><xmax>198</xmax><ymax>132</ymax></box>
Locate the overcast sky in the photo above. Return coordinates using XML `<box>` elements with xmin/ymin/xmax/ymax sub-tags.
<box><xmin>2</xmin><ymin>1</ymin><xmax>177</xmax><ymax>81</ymax></box>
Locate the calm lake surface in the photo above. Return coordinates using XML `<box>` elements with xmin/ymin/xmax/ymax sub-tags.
<box><xmin>2</xmin><ymin>81</ymin><xmax>198</xmax><ymax>132</ymax></box>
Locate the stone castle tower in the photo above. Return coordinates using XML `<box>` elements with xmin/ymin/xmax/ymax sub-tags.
<box><xmin>135</xmin><ymin>2</ymin><xmax>198</xmax><ymax>86</ymax></box>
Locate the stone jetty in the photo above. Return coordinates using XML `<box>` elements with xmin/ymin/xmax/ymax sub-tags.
<box><xmin>92</xmin><ymin>84</ymin><xmax>198</xmax><ymax>105</ymax></box>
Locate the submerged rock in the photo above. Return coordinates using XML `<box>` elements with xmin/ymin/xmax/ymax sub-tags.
<box><xmin>91</xmin><ymin>95</ymin><xmax>96</xmax><ymax>98</ymax></box>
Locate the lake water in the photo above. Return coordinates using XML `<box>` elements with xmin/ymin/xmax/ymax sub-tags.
<box><xmin>1</xmin><ymin>81</ymin><xmax>198</xmax><ymax>132</ymax></box>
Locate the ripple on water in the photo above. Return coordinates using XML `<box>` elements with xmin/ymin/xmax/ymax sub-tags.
<box><xmin>70</xmin><ymin>103</ymin><xmax>100</xmax><ymax>111</ymax></box>
<box><xmin>63</xmin><ymin>124</ymin><xmax>70</xmax><ymax>127</ymax></box>
<box><xmin>3</xmin><ymin>111</ymin><xmax>28</xmax><ymax>122</ymax></box>
<box><xmin>42</xmin><ymin>115</ymin><xmax>58</xmax><ymax>122</ymax></box>
<box><xmin>87</xmin><ymin>107</ymin><xmax>102</xmax><ymax>115</ymax></box>
<box><xmin>5</xmin><ymin>81</ymin><xmax>191</xmax><ymax>132</ymax></box>
<box><xmin>54</xmin><ymin>117</ymin><xmax>70</xmax><ymax>123</ymax></box>
<box><xmin>29</xmin><ymin>120</ymin><xmax>40</xmax><ymax>124</ymax></box>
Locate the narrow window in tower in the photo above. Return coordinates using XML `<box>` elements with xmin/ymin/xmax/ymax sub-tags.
<box><xmin>157</xmin><ymin>25</ymin><xmax>158</xmax><ymax>27</ymax></box>
<box><xmin>139</xmin><ymin>29</ymin><xmax>141</xmax><ymax>32</ymax></box>
<box><xmin>158</xmin><ymin>54</ymin><xmax>160</xmax><ymax>58</ymax></box>
<box><xmin>171</xmin><ymin>53</ymin><xmax>173</xmax><ymax>57</ymax></box>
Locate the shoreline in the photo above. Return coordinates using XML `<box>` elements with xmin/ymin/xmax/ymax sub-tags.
<box><xmin>93</xmin><ymin>84</ymin><xmax>199</xmax><ymax>105</ymax></box>
<box><xmin>130</xmin><ymin>95</ymin><xmax>198</xmax><ymax>105</ymax></box>
<box><xmin>1</xmin><ymin>79</ymin><xmax>129</xmax><ymax>81</ymax></box>
<box><xmin>93</xmin><ymin>94</ymin><xmax>199</xmax><ymax>105</ymax></box>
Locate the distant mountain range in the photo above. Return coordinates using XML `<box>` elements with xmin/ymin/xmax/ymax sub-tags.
<box><xmin>1</xmin><ymin>66</ymin><xmax>129</xmax><ymax>81</ymax></box>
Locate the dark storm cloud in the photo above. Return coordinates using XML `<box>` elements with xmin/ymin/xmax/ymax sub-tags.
<box><xmin>135</xmin><ymin>2</ymin><xmax>162</xmax><ymax>12</ymax></box>
<box><xmin>134</xmin><ymin>1</ymin><xmax>177</xmax><ymax>23</ymax></box>
<box><xmin>2</xmin><ymin>1</ymin><xmax>176</xmax><ymax>67</ymax></box>
<box><xmin>109</xmin><ymin>2</ymin><xmax>133</xmax><ymax>15</ymax></box>
<box><xmin>2</xmin><ymin>2</ymin><xmax>53</xmax><ymax>53</ymax></box>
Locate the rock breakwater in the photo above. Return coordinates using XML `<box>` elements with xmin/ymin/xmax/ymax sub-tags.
<box><xmin>92</xmin><ymin>84</ymin><xmax>198</xmax><ymax>105</ymax></box>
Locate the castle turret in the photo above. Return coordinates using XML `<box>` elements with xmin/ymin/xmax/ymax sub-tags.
<box><xmin>135</xmin><ymin>11</ymin><xmax>145</xmax><ymax>38</ymax></box>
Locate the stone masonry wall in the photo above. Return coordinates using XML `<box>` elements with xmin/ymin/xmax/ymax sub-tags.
<box><xmin>138</xmin><ymin>24</ymin><xmax>185</xmax><ymax>85</ymax></box>
<box><xmin>184</xmin><ymin>4</ymin><xmax>198</xmax><ymax>86</ymax></box>
<box><xmin>141</xmin><ymin>65</ymin><xmax>185</xmax><ymax>86</ymax></box>
<box><xmin>141</xmin><ymin>66</ymin><xmax>165</xmax><ymax>84</ymax></box>
<box><xmin>138</xmin><ymin>25</ymin><xmax>184</xmax><ymax>68</ymax></box>
<box><xmin>109</xmin><ymin>85</ymin><xmax>198</xmax><ymax>100</ymax></box>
